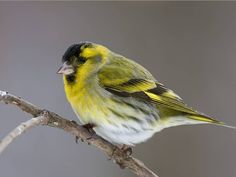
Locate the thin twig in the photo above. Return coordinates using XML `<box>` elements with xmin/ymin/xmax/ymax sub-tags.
<box><xmin>0</xmin><ymin>116</ymin><xmax>47</xmax><ymax>154</ymax></box>
<box><xmin>0</xmin><ymin>90</ymin><xmax>158</xmax><ymax>177</ymax></box>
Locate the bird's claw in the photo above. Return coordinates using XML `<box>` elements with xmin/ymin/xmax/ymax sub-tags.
<box><xmin>70</xmin><ymin>120</ymin><xmax>79</xmax><ymax>126</ymax></box>
<box><xmin>82</xmin><ymin>123</ymin><xmax>95</xmax><ymax>132</ymax></box>
<box><xmin>108</xmin><ymin>145</ymin><xmax>133</xmax><ymax>161</ymax></box>
<box><xmin>82</xmin><ymin>123</ymin><xmax>97</xmax><ymax>144</ymax></box>
<box><xmin>121</xmin><ymin>145</ymin><xmax>133</xmax><ymax>156</ymax></box>
<box><xmin>69</xmin><ymin>122</ymin><xmax>97</xmax><ymax>144</ymax></box>
<box><xmin>69</xmin><ymin>120</ymin><xmax>81</xmax><ymax>143</ymax></box>
<box><xmin>108</xmin><ymin>146</ymin><xmax>118</xmax><ymax>160</ymax></box>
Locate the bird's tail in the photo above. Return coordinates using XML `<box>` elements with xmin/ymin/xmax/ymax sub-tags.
<box><xmin>188</xmin><ymin>114</ymin><xmax>236</xmax><ymax>129</ymax></box>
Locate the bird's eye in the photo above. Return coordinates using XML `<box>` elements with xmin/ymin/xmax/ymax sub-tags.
<box><xmin>78</xmin><ymin>57</ymin><xmax>86</xmax><ymax>64</ymax></box>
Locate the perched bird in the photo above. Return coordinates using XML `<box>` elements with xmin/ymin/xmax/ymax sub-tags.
<box><xmin>58</xmin><ymin>42</ymin><xmax>234</xmax><ymax>147</ymax></box>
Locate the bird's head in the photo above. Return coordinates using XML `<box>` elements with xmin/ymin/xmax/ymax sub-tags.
<box><xmin>57</xmin><ymin>42</ymin><xmax>109</xmax><ymax>77</ymax></box>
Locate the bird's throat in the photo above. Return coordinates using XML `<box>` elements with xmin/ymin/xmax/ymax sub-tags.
<box><xmin>66</xmin><ymin>74</ymin><xmax>76</xmax><ymax>84</ymax></box>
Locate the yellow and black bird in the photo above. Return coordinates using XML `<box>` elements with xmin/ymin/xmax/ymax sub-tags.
<box><xmin>58</xmin><ymin>42</ymin><xmax>234</xmax><ymax>146</ymax></box>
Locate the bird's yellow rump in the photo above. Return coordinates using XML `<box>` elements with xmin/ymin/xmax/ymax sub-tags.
<box><xmin>58</xmin><ymin>42</ymin><xmax>234</xmax><ymax>146</ymax></box>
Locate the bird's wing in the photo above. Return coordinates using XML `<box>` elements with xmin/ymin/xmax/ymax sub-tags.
<box><xmin>98</xmin><ymin>56</ymin><xmax>226</xmax><ymax>125</ymax></box>
<box><xmin>100</xmin><ymin>76</ymin><xmax>198</xmax><ymax>115</ymax></box>
<box><xmin>98</xmin><ymin>55</ymin><xmax>197</xmax><ymax>114</ymax></box>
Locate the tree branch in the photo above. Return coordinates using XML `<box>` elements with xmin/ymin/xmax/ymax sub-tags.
<box><xmin>0</xmin><ymin>116</ymin><xmax>47</xmax><ymax>154</ymax></box>
<box><xmin>0</xmin><ymin>90</ymin><xmax>158</xmax><ymax>177</ymax></box>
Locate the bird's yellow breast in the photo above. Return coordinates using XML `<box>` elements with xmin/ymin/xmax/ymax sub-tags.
<box><xmin>63</xmin><ymin>74</ymin><xmax>111</xmax><ymax>125</ymax></box>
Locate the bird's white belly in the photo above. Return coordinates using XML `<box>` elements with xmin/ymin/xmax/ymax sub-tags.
<box><xmin>94</xmin><ymin>126</ymin><xmax>155</xmax><ymax>146</ymax></box>
<box><xmin>93</xmin><ymin>117</ymin><xmax>164</xmax><ymax>146</ymax></box>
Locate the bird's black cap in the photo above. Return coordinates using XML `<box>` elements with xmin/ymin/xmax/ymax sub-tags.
<box><xmin>62</xmin><ymin>42</ymin><xmax>92</xmax><ymax>63</ymax></box>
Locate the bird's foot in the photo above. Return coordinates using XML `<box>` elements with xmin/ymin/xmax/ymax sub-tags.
<box><xmin>82</xmin><ymin>123</ymin><xmax>95</xmax><ymax>132</ymax></box>
<box><xmin>70</xmin><ymin>120</ymin><xmax>79</xmax><ymax>126</ymax></box>
<box><xmin>120</xmin><ymin>145</ymin><xmax>133</xmax><ymax>156</ymax></box>
<box><xmin>108</xmin><ymin>145</ymin><xmax>133</xmax><ymax>169</ymax></box>
<box><xmin>108</xmin><ymin>145</ymin><xmax>133</xmax><ymax>160</ymax></box>
<box><xmin>70</xmin><ymin>120</ymin><xmax>81</xmax><ymax>143</ymax></box>
<box><xmin>82</xmin><ymin>123</ymin><xmax>96</xmax><ymax>141</ymax></box>
<box><xmin>108</xmin><ymin>146</ymin><xmax>118</xmax><ymax>161</ymax></box>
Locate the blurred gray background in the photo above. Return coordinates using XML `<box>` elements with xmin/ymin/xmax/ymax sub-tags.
<box><xmin>0</xmin><ymin>2</ymin><xmax>236</xmax><ymax>177</ymax></box>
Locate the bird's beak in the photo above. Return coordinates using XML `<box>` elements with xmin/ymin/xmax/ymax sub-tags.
<box><xmin>57</xmin><ymin>62</ymin><xmax>74</xmax><ymax>75</ymax></box>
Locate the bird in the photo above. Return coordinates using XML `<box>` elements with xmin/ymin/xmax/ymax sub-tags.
<box><xmin>57</xmin><ymin>41</ymin><xmax>234</xmax><ymax>147</ymax></box>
